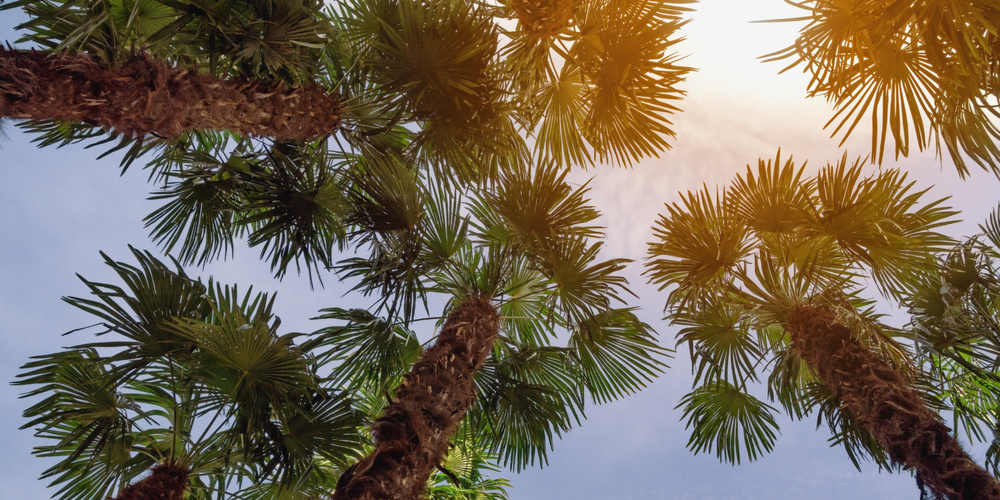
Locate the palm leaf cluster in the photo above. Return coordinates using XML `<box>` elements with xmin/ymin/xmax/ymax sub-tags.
<box><xmin>766</xmin><ymin>0</ymin><xmax>1000</xmax><ymax>176</ymax></box>
<box><xmin>305</xmin><ymin>161</ymin><xmax>669</xmax><ymax>475</ymax></box>
<box><xmin>15</xmin><ymin>248</ymin><xmax>364</xmax><ymax>500</ymax></box>
<box><xmin>1</xmin><ymin>0</ymin><xmax>692</xmax><ymax>174</ymax></box>
<box><xmin>144</xmin><ymin>138</ymin><xmax>350</xmax><ymax>284</ymax></box>
<box><xmin>645</xmin><ymin>150</ymin><xmax>959</xmax><ymax>468</ymax></box>
<box><xmin>7</xmin><ymin>0</ymin><xmax>332</xmax><ymax>75</ymax></box>
<box><xmin>904</xmin><ymin>207</ymin><xmax>1000</xmax><ymax>480</ymax></box>
<box><xmin>497</xmin><ymin>0</ymin><xmax>694</xmax><ymax>167</ymax></box>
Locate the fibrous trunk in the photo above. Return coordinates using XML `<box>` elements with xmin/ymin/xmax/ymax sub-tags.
<box><xmin>114</xmin><ymin>463</ymin><xmax>189</xmax><ymax>500</ymax></box>
<box><xmin>512</xmin><ymin>0</ymin><xmax>575</xmax><ymax>38</ymax></box>
<box><xmin>0</xmin><ymin>49</ymin><xmax>340</xmax><ymax>140</ymax></box>
<box><xmin>786</xmin><ymin>305</ymin><xmax>1000</xmax><ymax>500</ymax></box>
<box><xmin>332</xmin><ymin>296</ymin><xmax>500</xmax><ymax>500</ymax></box>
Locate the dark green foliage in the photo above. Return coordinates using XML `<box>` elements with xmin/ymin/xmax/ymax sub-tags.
<box><xmin>16</xmin><ymin>249</ymin><xmax>365</xmax><ymax>500</ymax></box>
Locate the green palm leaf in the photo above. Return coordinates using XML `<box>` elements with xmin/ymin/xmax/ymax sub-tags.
<box><xmin>303</xmin><ymin>307</ymin><xmax>422</xmax><ymax>392</ymax></box>
<box><xmin>62</xmin><ymin>247</ymin><xmax>210</xmax><ymax>372</ymax></box>
<box><xmin>569</xmin><ymin>307</ymin><xmax>669</xmax><ymax>403</ymax></box>
<box><xmin>471</xmin><ymin>343</ymin><xmax>582</xmax><ymax>471</ymax></box>
<box><xmin>677</xmin><ymin>380</ymin><xmax>780</xmax><ymax>465</ymax></box>
<box><xmin>672</xmin><ymin>300</ymin><xmax>762</xmax><ymax>388</ymax></box>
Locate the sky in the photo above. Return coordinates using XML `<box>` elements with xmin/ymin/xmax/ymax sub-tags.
<box><xmin>3</xmin><ymin>1</ymin><xmax>1000</xmax><ymax>499</ymax></box>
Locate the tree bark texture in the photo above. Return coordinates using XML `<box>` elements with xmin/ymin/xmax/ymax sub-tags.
<box><xmin>114</xmin><ymin>463</ymin><xmax>189</xmax><ymax>500</ymax></box>
<box><xmin>332</xmin><ymin>296</ymin><xmax>500</xmax><ymax>500</ymax></box>
<box><xmin>786</xmin><ymin>305</ymin><xmax>1000</xmax><ymax>500</ymax></box>
<box><xmin>0</xmin><ymin>49</ymin><xmax>340</xmax><ymax>140</ymax></box>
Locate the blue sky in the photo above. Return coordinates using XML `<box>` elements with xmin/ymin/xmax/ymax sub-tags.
<box><xmin>4</xmin><ymin>1</ymin><xmax>1000</xmax><ymax>499</ymax></box>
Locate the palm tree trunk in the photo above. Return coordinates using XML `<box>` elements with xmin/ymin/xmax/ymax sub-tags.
<box><xmin>0</xmin><ymin>49</ymin><xmax>341</xmax><ymax>140</ymax></box>
<box><xmin>332</xmin><ymin>296</ymin><xmax>500</xmax><ymax>500</ymax></box>
<box><xmin>786</xmin><ymin>305</ymin><xmax>1000</xmax><ymax>500</ymax></box>
<box><xmin>114</xmin><ymin>463</ymin><xmax>189</xmax><ymax>500</ymax></box>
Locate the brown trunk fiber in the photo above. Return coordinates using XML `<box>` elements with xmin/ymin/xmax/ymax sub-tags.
<box><xmin>0</xmin><ymin>49</ymin><xmax>340</xmax><ymax>140</ymax></box>
<box><xmin>512</xmin><ymin>0</ymin><xmax>574</xmax><ymax>38</ymax></box>
<box><xmin>786</xmin><ymin>305</ymin><xmax>1000</xmax><ymax>500</ymax></box>
<box><xmin>114</xmin><ymin>463</ymin><xmax>189</xmax><ymax>500</ymax></box>
<box><xmin>332</xmin><ymin>296</ymin><xmax>500</xmax><ymax>500</ymax></box>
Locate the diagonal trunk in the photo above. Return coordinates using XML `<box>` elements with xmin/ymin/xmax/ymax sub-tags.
<box><xmin>332</xmin><ymin>296</ymin><xmax>500</xmax><ymax>500</ymax></box>
<box><xmin>0</xmin><ymin>49</ymin><xmax>340</xmax><ymax>140</ymax></box>
<box><xmin>115</xmin><ymin>463</ymin><xmax>189</xmax><ymax>500</ymax></box>
<box><xmin>786</xmin><ymin>305</ymin><xmax>1000</xmax><ymax>500</ymax></box>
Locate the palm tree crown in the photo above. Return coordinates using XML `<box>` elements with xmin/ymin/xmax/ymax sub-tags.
<box><xmin>766</xmin><ymin>0</ymin><xmax>1000</xmax><ymax>177</ymax></box>
<box><xmin>16</xmin><ymin>248</ymin><xmax>364</xmax><ymax>500</ymax></box>
<box><xmin>646</xmin><ymin>150</ymin><xmax>1000</xmax><ymax>500</ymax></box>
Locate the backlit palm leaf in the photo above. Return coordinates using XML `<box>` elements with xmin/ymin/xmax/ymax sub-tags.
<box><xmin>532</xmin><ymin>64</ymin><xmax>593</xmax><ymax>168</ymax></box>
<box><xmin>471</xmin><ymin>344</ymin><xmax>581</xmax><ymax>471</ymax></box>
<box><xmin>766</xmin><ymin>0</ymin><xmax>1000</xmax><ymax>176</ymax></box>
<box><xmin>806</xmin><ymin>154</ymin><xmax>957</xmax><ymax>299</ymax></box>
<box><xmin>578</xmin><ymin>0</ymin><xmax>689</xmax><ymax>166</ymax></box>
<box><xmin>646</xmin><ymin>187</ymin><xmax>750</xmax><ymax>308</ymax></box>
<box><xmin>499</xmin><ymin>0</ymin><xmax>693</xmax><ymax>168</ymax></box>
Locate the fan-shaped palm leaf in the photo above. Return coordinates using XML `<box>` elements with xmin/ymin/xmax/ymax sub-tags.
<box><xmin>677</xmin><ymin>380</ymin><xmax>780</xmax><ymax>465</ymax></box>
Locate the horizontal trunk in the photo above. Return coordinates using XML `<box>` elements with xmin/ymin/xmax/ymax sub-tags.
<box><xmin>332</xmin><ymin>296</ymin><xmax>500</xmax><ymax>500</ymax></box>
<box><xmin>0</xmin><ymin>49</ymin><xmax>340</xmax><ymax>140</ymax></box>
<box><xmin>115</xmin><ymin>463</ymin><xmax>189</xmax><ymax>500</ymax></box>
<box><xmin>786</xmin><ymin>305</ymin><xmax>1000</xmax><ymax>500</ymax></box>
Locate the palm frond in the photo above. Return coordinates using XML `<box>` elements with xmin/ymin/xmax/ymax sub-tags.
<box><xmin>241</xmin><ymin>141</ymin><xmax>349</xmax><ymax>286</ymax></box>
<box><xmin>672</xmin><ymin>299</ymin><xmax>762</xmax><ymax>389</ymax></box>
<box><xmin>62</xmin><ymin>247</ymin><xmax>210</xmax><ymax>370</ymax></box>
<box><xmin>763</xmin><ymin>0</ymin><xmax>1000</xmax><ymax>176</ymax></box>
<box><xmin>646</xmin><ymin>186</ymin><xmax>750</xmax><ymax>309</ymax></box>
<box><xmin>485</xmin><ymin>162</ymin><xmax>603</xmax><ymax>249</ymax></box>
<box><xmin>569</xmin><ymin>307</ymin><xmax>670</xmax><ymax>404</ymax></box>
<box><xmin>303</xmin><ymin>307</ymin><xmax>422</xmax><ymax>392</ymax></box>
<box><xmin>471</xmin><ymin>343</ymin><xmax>582</xmax><ymax>472</ymax></box>
<box><xmin>677</xmin><ymin>380</ymin><xmax>780</xmax><ymax>465</ymax></box>
<box><xmin>808</xmin><ymin>155</ymin><xmax>958</xmax><ymax>299</ymax></box>
<box><xmin>577</xmin><ymin>0</ymin><xmax>690</xmax><ymax>167</ymax></box>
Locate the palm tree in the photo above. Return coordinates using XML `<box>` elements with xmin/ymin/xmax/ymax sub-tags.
<box><xmin>765</xmin><ymin>0</ymin><xmax>1000</xmax><ymax>177</ymax></box>
<box><xmin>645</xmin><ymin>151</ymin><xmax>1000</xmax><ymax>500</ymax></box>
<box><xmin>16</xmin><ymin>247</ymin><xmax>364</xmax><ymax>500</ymax></box>
<box><xmin>0</xmin><ymin>0</ymin><xmax>342</xmax><ymax>140</ymax></box>
<box><xmin>904</xmin><ymin>205</ymin><xmax>1000</xmax><ymax>484</ymax></box>
<box><xmin>0</xmin><ymin>0</ymin><xmax>691</xmax><ymax>170</ymax></box>
<box><xmin>299</xmin><ymin>161</ymin><xmax>669</xmax><ymax>499</ymax></box>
